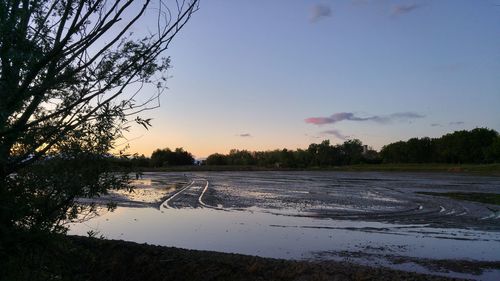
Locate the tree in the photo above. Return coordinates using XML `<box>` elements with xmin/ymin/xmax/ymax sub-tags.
<box><xmin>293</xmin><ymin>149</ymin><xmax>312</xmax><ymax>168</ymax></box>
<box><xmin>151</xmin><ymin>147</ymin><xmax>194</xmax><ymax>166</ymax></box>
<box><xmin>380</xmin><ymin>128</ymin><xmax>499</xmax><ymax>164</ymax></box>
<box><xmin>485</xmin><ymin>137</ymin><xmax>500</xmax><ymax>163</ymax></box>
<box><xmin>380</xmin><ymin>141</ymin><xmax>408</xmax><ymax>163</ymax></box>
<box><xmin>308</xmin><ymin>140</ymin><xmax>335</xmax><ymax>166</ymax></box>
<box><xmin>227</xmin><ymin>149</ymin><xmax>256</xmax><ymax>165</ymax></box>
<box><xmin>341</xmin><ymin>139</ymin><xmax>363</xmax><ymax>165</ymax></box>
<box><xmin>205</xmin><ymin>153</ymin><xmax>228</xmax><ymax>165</ymax></box>
<box><xmin>362</xmin><ymin>148</ymin><xmax>381</xmax><ymax>164</ymax></box>
<box><xmin>130</xmin><ymin>153</ymin><xmax>151</xmax><ymax>167</ymax></box>
<box><xmin>0</xmin><ymin>0</ymin><xmax>199</xmax><ymax>235</ymax></box>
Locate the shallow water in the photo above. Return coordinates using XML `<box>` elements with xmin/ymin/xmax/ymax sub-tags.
<box><xmin>69</xmin><ymin>171</ymin><xmax>500</xmax><ymax>280</ymax></box>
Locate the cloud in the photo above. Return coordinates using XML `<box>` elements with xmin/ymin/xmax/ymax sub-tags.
<box><xmin>238</xmin><ymin>133</ymin><xmax>252</xmax><ymax>137</ymax></box>
<box><xmin>305</xmin><ymin>112</ymin><xmax>357</xmax><ymax>125</ymax></box>
<box><xmin>320</xmin><ymin>129</ymin><xmax>347</xmax><ymax>140</ymax></box>
<box><xmin>310</xmin><ymin>4</ymin><xmax>332</xmax><ymax>22</ymax></box>
<box><xmin>449</xmin><ymin>121</ymin><xmax>464</xmax><ymax>126</ymax></box>
<box><xmin>305</xmin><ymin>112</ymin><xmax>425</xmax><ymax>125</ymax></box>
<box><xmin>430</xmin><ymin>123</ymin><xmax>442</xmax><ymax>127</ymax></box>
<box><xmin>391</xmin><ymin>3</ymin><xmax>421</xmax><ymax>16</ymax></box>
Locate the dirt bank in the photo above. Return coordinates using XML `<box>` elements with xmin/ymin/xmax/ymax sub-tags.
<box><xmin>68</xmin><ymin>236</ymin><xmax>462</xmax><ymax>281</ymax></box>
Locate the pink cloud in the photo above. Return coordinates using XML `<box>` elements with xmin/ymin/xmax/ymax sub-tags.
<box><xmin>305</xmin><ymin>117</ymin><xmax>335</xmax><ymax>125</ymax></box>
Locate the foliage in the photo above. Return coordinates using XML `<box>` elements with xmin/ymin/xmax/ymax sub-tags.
<box><xmin>205</xmin><ymin>153</ymin><xmax>228</xmax><ymax>165</ymax></box>
<box><xmin>151</xmin><ymin>147</ymin><xmax>194</xmax><ymax>166</ymax></box>
<box><xmin>202</xmin><ymin>128</ymin><xmax>500</xmax><ymax>168</ymax></box>
<box><xmin>0</xmin><ymin>0</ymin><xmax>199</xmax><ymax>238</ymax></box>
<box><xmin>130</xmin><ymin>153</ymin><xmax>152</xmax><ymax>167</ymax></box>
<box><xmin>381</xmin><ymin>128</ymin><xmax>499</xmax><ymax>164</ymax></box>
<box><xmin>6</xmin><ymin>152</ymin><xmax>128</xmax><ymax>234</ymax></box>
<box><xmin>204</xmin><ymin>139</ymin><xmax>375</xmax><ymax>168</ymax></box>
<box><xmin>485</xmin><ymin>137</ymin><xmax>500</xmax><ymax>162</ymax></box>
<box><xmin>121</xmin><ymin>129</ymin><xmax>499</xmax><ymax>170</ymax></box>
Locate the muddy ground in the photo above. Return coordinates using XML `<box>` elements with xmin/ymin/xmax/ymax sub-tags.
<box><xmin>196</xmin><ymin>171</ymin><xmax>500</xmax><ymax>230</ymax></box>
<box><xmin>77</xmin><ymin>171</ymin><xmax>500</xmax><ymax>280</ymax></box>
<box><xmin>65</xmin><ymin>235</ymin><xmax>464</xmax><ymax>281</ymax></box>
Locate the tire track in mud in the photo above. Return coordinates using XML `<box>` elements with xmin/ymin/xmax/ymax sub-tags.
<box><xmin>363</xmin><ymin>186</ymin><xmax>492</xmax><ymax>226</ymax></box>
<box><xmin>207</xmin><ymin>173</ymin><xmax>499</xmax><ymax>229</ymax></box>
<box><xmin>197</xmin><ymin>180</ymin><xmax>224</xmax><ymax>209</ymax></box>
<box><xmin>160</xmin><ymin>172</ymin><xmax>499</xmax><ymax>229</ymax></box>
<box><xmin>162</xmin><ymin>180</ymin><xmax>195</xmax><ymax>209</ymax></box>
<box><xmin>303</xmin><ymin>189</ymin><xmax>499</xmax><ymax>229</ymax></box>
<box><xmin>161</xmin><ymin>178</ymin><xmax>221</xmax><ymax>210</ymax></box>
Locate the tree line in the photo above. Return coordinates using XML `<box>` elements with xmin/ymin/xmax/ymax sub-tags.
<box><xmin>119</xmin><ymin>128</ymin><xmax>500</xmax><ymax>168</ymax></box>
<box><xmin>115</xmin><ymin>147</ymin><xmax>195</xmax><ymax>168</ymax></box>
<box><xmin>206</xmin><ymin>128</ymin><xmax>499</xmax><ymax>166</ymax></box>
<box><xmin>380</xmin><ymin>128</ymin><xmax>500</xmax><ymax>164</ymax></box>
<box><xmin>204</xmin><ymin>139</ymin><xmax>378</xmax><ymax>168</ymax></box>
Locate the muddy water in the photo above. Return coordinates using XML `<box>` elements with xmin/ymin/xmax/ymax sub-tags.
<box><xmin>68</xmin><ymin>171</ymin><xmax>500</xmax><ymax>280</ymax></box>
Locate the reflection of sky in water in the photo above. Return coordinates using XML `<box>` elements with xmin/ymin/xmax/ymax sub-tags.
<box><xmin>69</xmin><ymin>171</ymin><xmax>500</xmax><ymax>280</ymax></box>
<box><xmin>69</xmin><ymin>207</ymin><xmax>500</xmax><ymax>261</ymax></box>
<box><xmin>91</xmin><ymin>176</ymin><xmax>187</xmax><ymax>205</ymax></box>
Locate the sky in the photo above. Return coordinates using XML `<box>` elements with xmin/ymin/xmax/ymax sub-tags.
<box><xmin>121</xmin><ymin>0</ymin><xmax>500</xmax><ymax>159</ymax></box>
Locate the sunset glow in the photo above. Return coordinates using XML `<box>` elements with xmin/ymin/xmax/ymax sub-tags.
<box><xmin>123</xmin><ymin>1</ymin><xmax>500</xmax><ymax>158</ymax></box>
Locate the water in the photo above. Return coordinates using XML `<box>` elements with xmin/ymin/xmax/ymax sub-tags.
<box><xmin>69</xmin><ymin>171</ymin><xmax>500</xmax><ymax>280</ymax></box>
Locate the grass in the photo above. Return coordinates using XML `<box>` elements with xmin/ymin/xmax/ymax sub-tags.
<box><xmin>329</xmin><ymin>163</ymin><xmax>500</xmax><ymax>174</ymax></box>
<box><xmin>135</xmin><ymin>163</ymin><xmax>500</xmax><ymax>176</ymax></box>
<box><xmin>417</xmin><ymin>192</ymin><xmax>500</xmax><ymax>206</ymax></box>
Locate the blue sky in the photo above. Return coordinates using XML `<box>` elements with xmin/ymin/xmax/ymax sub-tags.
<box><xmin>124</xmin><ymin>0</ymin><xmax>500</xmax><ymax>158</ymax></box>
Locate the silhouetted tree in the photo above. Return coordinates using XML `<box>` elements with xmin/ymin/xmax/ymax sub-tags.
<box><xmin>362</xmin><ymin>148</ymin><xmax>382</xmax><ymax>164</ymax></box>
<box><xmin>0</xmin><ymin>0</ymin><xmax>199</xmax><ymax>236</ymax></box>
<box><xmin>381</xmin><ymin>128</ymin><xmax>499</xmax><ymax>164</ymax></box>
<box><xmin>308</xmin><ymin>140</ymin><xmax>336</xmax><ymax>166</ymax></box>
<box><xmin>151</xmin><ymin>148</ymin><xmax>194</xmax><ymax>166</ymax></box>
<box><xmin>204</xmin><ymin>129</ymin><xmax>500</xmax><ymax>168</ymax></box>
<box><xmin>485</xmin><ymin>137</ymin><xmax>500</xmax><ymax>162</ymax></box>
<box><xmin>293</xmin><ymin>149</ymin><xmax>313</xmax><ymax>168</ymax></box>
<box><xmin>342</xmin><ymin>139</ymin><xmax>364</xmax><ymax>165</ymax></box>
<box><xmin>130</xmin><ymin>154</ymin><xmax>151</xmax><ymax>168</ymax></box>
<box><xmin>227</xmin><ymin>149</ymin><xmax>256</xmax><ymax>165</ymax></box>
<box><xmin>205</xmin><ymin>153</ymin><xmax>228</xmax><ymax>165</ymax></box>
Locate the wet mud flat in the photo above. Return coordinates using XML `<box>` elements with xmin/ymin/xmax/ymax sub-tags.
<box><xmin>70</xmin><ymin>171</ymin><xmax>500</xmax><ymax>280</ymax></box>
<box><xmin>200</xmin><ymin>171</ymin><xmax>500</xmax><ymax>230</ymax></box>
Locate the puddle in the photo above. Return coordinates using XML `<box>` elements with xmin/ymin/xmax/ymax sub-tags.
<box><xmin>69</xmin><ymin>171</ymin><xmax>500</xmax><ymax>280</ymax></box>
<box><xmin>69</xmin><ymin>206</ymin><xmax>500</xmax><ymax>280</ymax></box>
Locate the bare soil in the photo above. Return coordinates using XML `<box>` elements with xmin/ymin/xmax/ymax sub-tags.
<box><xmin>68</xmin><ymin>235</ymin><xmax>464</xmax><ymax>281</ymax></box>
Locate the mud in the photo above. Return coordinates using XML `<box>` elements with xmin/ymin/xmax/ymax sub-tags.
<box><xmin>196</xmin><ymin>171</ymin><xmax>500</xmax><ymax>230</ymax></box>
<box><xmin>71</xmin><ymin>171</ymin><xmax>500</xmax><ymax>280</ymax></box>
